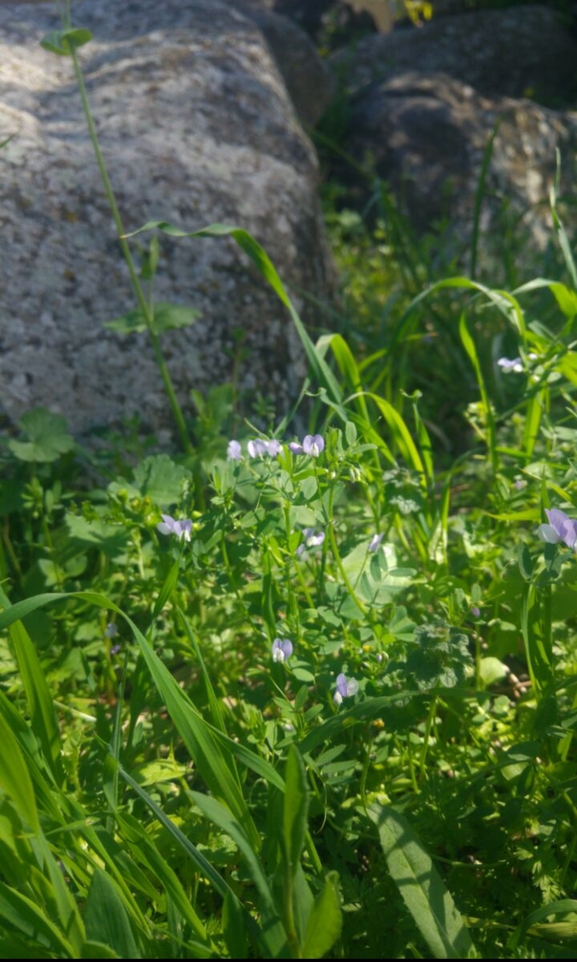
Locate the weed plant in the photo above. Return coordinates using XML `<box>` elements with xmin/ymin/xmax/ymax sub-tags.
<box><xmin>1</xmin><ymin>6</ymin><xmax>577</xmax><ymax>961</ymax></box>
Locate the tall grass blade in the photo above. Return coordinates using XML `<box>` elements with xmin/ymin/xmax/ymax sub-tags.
<box><xmin>0</xmin><ymin>584</ymin><xmax>62</xmax><ymax>783</ymax></box>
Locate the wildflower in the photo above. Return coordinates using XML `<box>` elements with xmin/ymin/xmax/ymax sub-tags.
<box><xmin>289</xmin><ymin>441</ymin><xmax>304</xmax><ymax>454</ymax></box>
<box><xmin>267</xmin><ymin>439</ymin><xmax>281</xmax><ymax>457</ymax></box>
<box><xmin>104</xmin><ymin>622</ymin><xmax>118</xmax><ymax>638</ymax></box>
<box><xmin>227</xmin><ymin>440</ymin><xmax>242</xmax><ymax>461</ymax></box>
<box><xmin>247</xmin><ymin>438</ymin><xmax>280</xmax><ymax>458</ymax></box>
<box><xmin>471</xmin><ymin>606</ymin><xmax>481</xmax><ymax>618</ymax></box>
<box><xmin>296</xmin><ymin>528</ymin><xmax>325</xmax><ymax>556</ymax></box>
<box><xmin>368</xmin><ymin>533</ymin><xmax>384</xmax><ymax>553</ymax></box>
<box><xmin>334</xmin><ymin>673</ymin><xmax>359</xmax><ymax>706</ymax></box>
<box><xmin>302</xmin><ymin>434</ymin><xmax>325</xmax><ymax>457</ymax></box>
<box><xmin>157</xmin><ymin>514</ymin><xmax>192</xmax><ymax>542</ymax></box>
<box><xmin>497</xmin><ymin>357</ymin><xmax>523</xmax><ymax>373</ymax></box>
<box><xmin>537</xmin><ymin>508</ymin><xmax>577</xmax><ymax>549</ymax></box>
<box><xmin>110</xmin><ymin>644</ymin><xmax>121</xmax><ymax>656</ymax></box>
<box><xmin>247</xmin><ymin>439</ymin><xmax>268</xmax><ymax>458</ymax></box>
<box><xmin>272</xmin><ymin>638</ymin><xmax>293</xmax><ymax>663</ymax></box>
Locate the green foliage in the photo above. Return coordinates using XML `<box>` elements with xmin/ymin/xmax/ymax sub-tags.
<box><xmin>3</xmin><ymin>18</ymin><xmax>577</xmax><ymax>959</ymax></box>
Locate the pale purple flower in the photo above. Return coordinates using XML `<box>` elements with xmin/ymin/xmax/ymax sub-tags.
<box><xmin>289</xmin><ymin>441</ymin><xmax>304</xmax><ymax>454</ymax></box>
<box><xmin>104</xmin><ymin>622</ymin><xmax>118</xmax><ymax>639</ymax></box>
<box><xmin>247</xmin><ymin>438</ymin><xmax>280</xmax><ymax>458</ymax></box>
<box><xmin>247</xmin><ymin>438</ymin><xmax>268</xmax><ymax>458</ymax></box>
<box><xmin>334</xmin><ymin>672</ymin><xmax>359</xmax><ymax>706</ymax></box>
<box><xmin>471</xmin><ymin>606</ymin><xmax>481</xmax><ymax>618</ymax></box>
<box><xmin>497</xmin><ymin>357</ymin><xmax>523</xmax><ymax>373</ymax></box>
<box><xmin>537</xmin><ymin>508</ymin><xmax>577</xmax><ymax>549</ymax></box>
<box><xmin>296</xmin><ymin>528</ymin><xmax>325</xmax><ymax>556</ymax></box>
<box><xmin>227</xmin><ymin>440</ymin><xmax>242</xmax><ymax>461</ymax></box>
<box><xmin>157</xmin><ymin>514</ymin><xmax>192</xmax><ymax>542</ymax></box>
<box><xmin>110</xmin><ymin>644</ymin><xmax>121</xmax><ymax>656</ymax></box>
<box><xmin>267</xmin><ymin>439</ymin><xmax>281</xmax><ymax>457</ymax></box>
<box><xmin>302</xmin><ymin>434</ymin><xmax>325</xmax><ymax>457</ymax></box>
<box><xmin>272</xmin><ymin>638</ymin><xmax>293</xmax><ymax>663</ymax></box>
<box><xmin>368</xmin><ymin>533</ymin><xmax>384</xmax><ymax>553</ymax></box>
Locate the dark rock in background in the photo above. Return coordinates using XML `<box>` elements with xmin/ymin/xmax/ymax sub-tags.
<box><xmin>341</xmin><ymin>71</ymin><xmax>577</xmax><ymax>250</ymax></box>
<box><xmin>332</xmin><ymin>5</ymin><xmax>577</xmax><ymax>105</ymax></box>
<box><xmin>231</xmin><ymin>1</ymin><xmax>336</xmax><ymax>125</ymax></box>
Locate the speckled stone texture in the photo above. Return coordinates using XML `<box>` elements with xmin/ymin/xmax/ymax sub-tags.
<box><xmin>342</xmin><ymin>71</ymin><xmax>577</xmax><ymax>249</ymax></box>
<box><xmin>0</xmin><ymin>0</ymin><xmax>335</xmax><ymax>436</ymax></box>
<box><xmin>332</xmin><ymin>5</ymin><xmax>577</xmax><ymax>105</ymax></box>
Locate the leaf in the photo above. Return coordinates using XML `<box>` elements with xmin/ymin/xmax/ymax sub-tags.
<box><xmin>0</xmin><ymin>585</ymin><xmax>62</xmax><ymax>783</ymax></box>
<box><xmin>8</xmin><ymin>408</ymin><xmax>74</xmax><ymax>463</ymax></box>
<box><xmin>105</xmin><ymin>302</ymin><xmax>199</xmax><ymax>336</ymax></box>
<box><xmin>301</xmin><ymin>872</ymin><xmax>342</xmax><ymax>959</ymax></box>
<box><xmin>80</xmin><ymin>942</ymin><xmax>121</xmax><ymax>959</ymax></box>
<box><xmin>0</xmin><ymin>881</ymin><xmax>74</xmax><ymax>956</ymax></box>
<box><xmin>223</xmin><ymin>889</ymin><xmax>248</xmax><ymax>960</ymax></box>
<box><xmin>84</xmin><ymin>870</ymin><xmax>141</xmax><ymax>959</ymax></box>
<box><xmin>190</xmin><ymin>790</ymin><xmax>289</xmax><ymax>959</ymax></box>
<box><xmin>369</xmin><ymin>804</ymin><xmax>475</xmax><ymax>959</ymax></box>
<box><xmin>40</xmin><ymin>28</ymin><xmax>93</xmax><ymax>56</ymax></box>
<box><xmin>133</xmin><ymin>454</ymin><xmax>191</xmax><ymax>507</ymax></box>
<box><xmin>283</xmin><ymin>746</ymin><xmax>309</xmax><ymax>879</ymax></box>
<box><xmin>0</xmin><ymin>707</ymin><xmax>39</xmax><ymax>833</ymax></box>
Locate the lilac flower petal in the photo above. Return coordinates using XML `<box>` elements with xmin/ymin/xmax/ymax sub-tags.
<box><xmin>335</xmin><ymin>673</ymin><xmax>348</xmax><ymax>697</ymax></box>
<box><xmin>267</xmin><ymin>439</ymin><xmax>281</xmax><ymax>457</ymax></box>
<box><xmin>289</xmin><ymin>442</ymin><xmax>304</xmax><ymax>454</ymax></box>
<box><xmin>368</xmin><ymin>533</ymin><xmax>384</xmax><ymax>553</ymax></box>
<box><xmin>545</xmin><ymin>508</ymin><xmax>577</xmax><ymax>549</ymax></box>
<box><xmin>346</xmin><ymin>677</ymin><xmax>359</xmax><ymax>697</ymax></box>
<box><xmin>537</xmin><ymin>523</ymin><xmax>560</xmax><ymax>544</ymax></box>
<box><xmin>295</xmin><ymin>544</ymin><xmax>305</xmax><ymax>557</ymax></box>
<box><xmin>227</xmin><ymin>440</ymin><xmax>242</xmax><ymax>461</ymax></box>
<box><xmin>247</xmin><ymin>439</ymin><xmax>268</xmax><ymax>458</ymax></box>
<box><xmin>471</xmin><ymin>606</ymin><xmax>481</xmax><ymax>618</ymax></box>
<box><xmin>272</xmin><ymin>638</ymin><xmax>293</xmax><ymax>663</ymax></box>
<box><xmin>497</xmin><ymin>357</ymin><xmax>523</xmax><ymax>373</ymax></box>
<box><xmin>110</xmin><ymin>644</ymin><xmax>121</xmax><ymax>656</ymax></box>
<box><xmin>157</xmin><ymin>514</ymin><xmax>192</xmax><ymax>541</ymax></box>
<box><xmin>302</xmin><ymin>434</ymin><xmax>324</xmax><ymax>457</ymax></box>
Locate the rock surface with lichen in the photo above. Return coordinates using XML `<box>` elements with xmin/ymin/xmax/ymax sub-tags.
<box><xmin>0</xmin><ymin>0</ymin><xmax>335</xmax><ymax>437</ymax></box>
<box><xmin>340</xmin><ymin>71</ymin><xmax>577</xmax><ymax>253</ymax></box>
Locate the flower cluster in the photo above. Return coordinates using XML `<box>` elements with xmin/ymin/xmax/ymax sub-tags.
<box><xmin>227</xmin><ymin>434</ymin><xmax>325</xmax><ymax>461</ymax></box>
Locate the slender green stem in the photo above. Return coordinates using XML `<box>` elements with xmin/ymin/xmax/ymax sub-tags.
<box><xmin>419</xmin><ymin>695</ymin><xmax>438</xmax><ymax>778</ymax></box>
<box><xmin>70</xmin><ymin>48</ymin><xmax>193</xmax><ymax>455</ymax></box>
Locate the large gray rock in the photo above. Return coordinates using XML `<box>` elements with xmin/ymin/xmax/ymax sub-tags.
<box><xmin>231</xmin><ymin>1</ymin><xmax>336</xmax><ymax>125</ymax></box>
<box><xmin>0</xmin><ymin>0</ymin><xmax>335</xmax><ymax>436</ymax></box>
<box><xmin>333</xmin><ymin>5</ymin><xmax>577</xmax><ymax>106</ymax></box>
<box><xmin>342</xmin><ymin>71</ymin><xmax>577</xmax><ymax>251</ymax></box>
